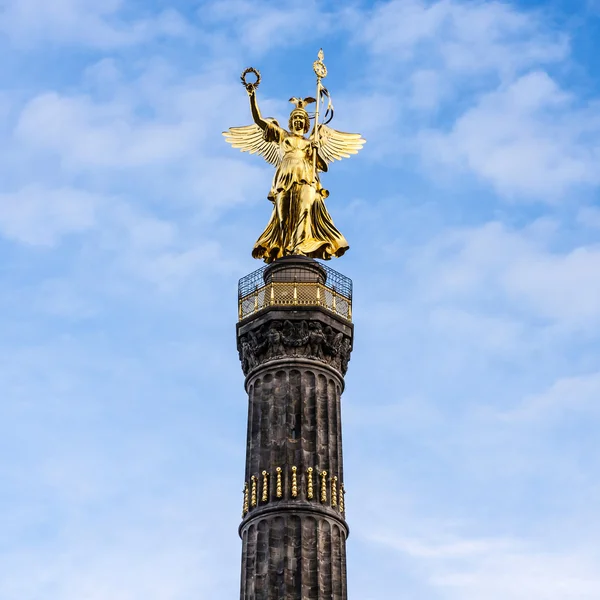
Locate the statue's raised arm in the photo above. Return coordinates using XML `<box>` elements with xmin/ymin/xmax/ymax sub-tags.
<box><xmin>223</xmin><ymin>68</ymin><xmax>282</xmax><ymax>166</ymax></box>
<box><xmin>247</xmin><ymin>88</ymin><xmax>268</xmax><ymax>131</ymax></box>
<box><xmin>241</xmin><ymin>68</ymin><xmax>269</xmax><ymax>131</ymax></box>
<box><xmin>222</xmin><ymin>51</ymin><xmax>365</xmax><ymax>264</ymax></box>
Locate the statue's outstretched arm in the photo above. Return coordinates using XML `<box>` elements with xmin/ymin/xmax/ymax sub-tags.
<box><xmin>223</xmin><ymin>80</ymin><xmax>282</xmax><ymax>167</ymax></box>
<box><xmin>247</xmin><ymin>88</ymin><xmax>269</xmax><ymax>131</ymax></box>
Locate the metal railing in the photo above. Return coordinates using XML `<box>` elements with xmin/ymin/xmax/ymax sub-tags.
<box><xmin>238</xmin><ymin>263</ymin><xmax>352</xmax><ymax>322</ymax></box>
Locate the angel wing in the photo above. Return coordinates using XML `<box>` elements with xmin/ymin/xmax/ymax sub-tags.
<box><xmin>222</xmin><ymin>119</ymin><xmax>281</xmax><ymax>166</ymax></box>
<box><xmin>317</xmin><ymin>124</ymin><xmax>365</xmax><ymax>165</ymax></box>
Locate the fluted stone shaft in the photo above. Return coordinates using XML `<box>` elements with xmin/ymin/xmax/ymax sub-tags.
<box><xmin>245</xmin><ymin>366</ymin><xmax>344</xmax><ymax>496</ymax></box>
<box><xmin>236</xmin><ymin>257</ymin><xmax>353</xmax><ymax>600</ymax></box>
<box><xmin>240</xmin><ymin>513</ymin><xmax>347</xmax><ymax>600</ymax></box>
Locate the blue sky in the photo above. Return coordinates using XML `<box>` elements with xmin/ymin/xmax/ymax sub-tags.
<box><xmin>2</xmin><ymin>0</ymin><xmax>600</xmax><ymax>598</ymax></box>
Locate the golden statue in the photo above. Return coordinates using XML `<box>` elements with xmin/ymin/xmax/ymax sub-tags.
<box><xmin>224</xmin><ymin>50</ymin><xmax>365</xmax><ymax>263</ymax></box>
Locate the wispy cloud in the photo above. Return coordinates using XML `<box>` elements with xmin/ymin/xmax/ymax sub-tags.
<box><xmin>0</xmin><ymin>185</ymin><xmax>99</xmax><ymax>245</ymax></box>
<box><xmin>361</xmin><ymin>0</ymin><xmax>568</xmax><ymax>76</ymax></box>
<box><xmin>419</xmin><ymin>72</ymin><xmax>600</xmax><ymax>198</ymax></box>
<box><xmin>0</xmin><ymin>0</ymin><xmax>192</xmax><ymax>49</ymax></box>
<box><xmin>499</xmin><ymin>371</ymin><xmax>600</xmax><ymax>421</ymax></box>
<box><xmin>409</xmin><ymin>219</ymin><xmax>600</xmax><ymax>330</ymax></box>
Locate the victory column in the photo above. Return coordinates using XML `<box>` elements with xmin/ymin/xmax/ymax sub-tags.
<box><xmin>224</xmin><ymin>50</ymin><xmax>365</xmax><ymax>600</ymax></box>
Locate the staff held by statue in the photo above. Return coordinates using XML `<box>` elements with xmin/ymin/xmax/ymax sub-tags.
<box><xmin>311</xmin><ymin>49</ymin><xmax>333</xmax><ymax>184</ymax></box>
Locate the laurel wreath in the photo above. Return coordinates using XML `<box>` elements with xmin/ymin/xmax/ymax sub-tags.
<box><xmin>240</xmin><ymin>67</ymin><xmax>261</xmax><ymax>91</ymax></box>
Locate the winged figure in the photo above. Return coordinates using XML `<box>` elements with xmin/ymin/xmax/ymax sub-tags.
<box><xmin>223</xmin><ymin>84</ymin><xmax>365</xmax><ymax>263</ymax></box>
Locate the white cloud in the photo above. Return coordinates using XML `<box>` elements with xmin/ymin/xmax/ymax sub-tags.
<box><xmin>201</xmin><ymin>0</ymin><xmax>336</xmax><ymax>55</ymax></box>
<box><xmin>15</xmin><ymin>92</ymin><xmax>200</xmax><ymax>169</ymax></box>
<box><xmin>504</xmin><ymin>243</ymin><xmax>600</xmax><ymax>323</ymax></box>
<box><xmin>501</xmin><ymin>372</ymin><xmax>600</xmax><ymax>421</ymax></box>
<box><xmin>429</xmin><ymin>307</ymin><xmax>525</xmax><ymax>355</ymax></box>
<box><xmin>0</xmin><ymin>462</ymin><xmax>235</xmax><ymax>600</ymax></box>
<box><xmin>362</xmin><ymin>514</ymin><xmax>600</xmax><ymax>600</ymax></box>
<box><xmin>410</xmin><ymin>220</ymin><xmax>600</xmax><ymax>330</ymax></box>
<box><xmin>352</xmin><ymin>1</ymin><xmax>600</xmax><ymax>201</ymax></box>
<box><xmin>577</xmin><ymin>206</ymin><xmax>600</xmax><ymax>229</ymax></box>
<box><xmin>13</xmin><ymin>60</ymin><xmax>269</xmax><ymax>196</ymax></box>
<box><xmin>408</xmin><ymin>69</ymin><xmax>447</xmax><ymax>111</ymax></box>
<box><xmin>419</xmin><ymin>72</ymin><xmax>600</xmax><ymax>198</ymax></box>
<box><xmin>0</xmin><ymin>0</ymin><xmax>191</xmax><ymax>48</ymax></box>
<box><xmin>126</xmin><ymin>243</ymin><xmax>226</xmax><ymax>291</ymax></box>
<box><xmin>434</xmin><ymin>545</ymin><xmax>600</xmax><ymax>600</ymax></box>
<box><xmin>370</xmin><ymin>530</ymin><xmax>515</xmax><ymax>560</ymax></box>
<box><xmin>0</xmin><ymin>185</ymin><xmax>99</xmax><ymax>245</ymax></box>
<box><xmin>361</xmin><ymin>0</ymin><xmax>567</xmax><ymax>77</ymax></box>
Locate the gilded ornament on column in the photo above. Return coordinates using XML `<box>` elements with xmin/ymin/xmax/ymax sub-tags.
<box><xmin>321</xmin><ymin>470</ymin><xmax>328</xmax><ymax>503</ymax></box>
<box><xmin>332</xmin><ymin>476</ymin><xmax>338</xmax><ymax>508</ymax></box>
<box><xmin>243</xmin><ymin>482</ymin><xmax>249</xmax><ymax>517</ymax></box>
<box><xmin>251</xmin><ymin>475</ymin><xmax>257</xmax><ymax>508</ymax></box>
<box><xmin>291</xmin><ymin>466</ymin><xmax>298</xmax><ymax>498</ymax></box>
<box><xmin>276</xmin><ymin>467</ymin><xmax>283</xmax><ymax>498</ymax></box>
<box><xmin>261</xmin><ymin>470</ymin><xmax>269</xmax><ymax>503</ymax></box>
<box><xmin>340</xmin><ymin>483</ymin><xmax>345</xmax><ymax>515</ymax></box>
<box><xmin>223</xmin><ymin>50</ymin><xmax>365</xmax><ymax>263</ymax></box>
<box><xmin>307</xmin><ymin>467</ymin><xmax>314</xmax><ymax>500</ymax></box>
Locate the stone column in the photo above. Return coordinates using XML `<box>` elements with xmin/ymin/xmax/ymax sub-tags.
<box><xmin>237</xmin><ymin>256</ymin><xmax>353</xmax><ymax>600</ymax></box>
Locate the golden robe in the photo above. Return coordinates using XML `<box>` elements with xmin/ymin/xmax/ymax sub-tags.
<box><xmin>252</xmin><ymin>122</ymin><xmax>349</xmax><ymax>263</ymax></box>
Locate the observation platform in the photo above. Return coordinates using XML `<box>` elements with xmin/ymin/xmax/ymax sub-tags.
<box><xmin>238</xmin><ymin>256</ymin><xmax>352</xmax><ymax>322</ymax></box>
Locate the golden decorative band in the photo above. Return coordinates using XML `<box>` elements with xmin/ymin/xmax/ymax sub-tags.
<box><xmin>276</xmin><ymin>467</ymin><xmax>283</xmax><ymax>498</ymax></box>
<box><xmin>320</xmin><ymin>471</ymin><xmax>328</xmax><ymax>503</ymax></box>
<box><xmin>242</xmin><ymin>466</ymin><xmax>346</xmax><ymax>517</ymax></box>
<box><xmin>251</xmin><ymin>476</ymin><xmax>257</xmax><ymax>508</ymax></box>
<box><xmin>291</xmin><ymin>466</ymin><xmax>298</xmax><ymax>498</ymax></box>
<box><xmin>261</xmin><ymin>470</ymin><xmax>269</xmax><ymax>503</ymax></box>
<box><xmin>242</xmin><ymin>482</ymin><xmax>249</xmax><ymax>517</ymax></box>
